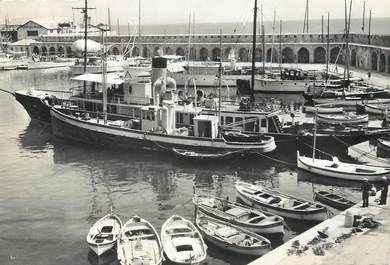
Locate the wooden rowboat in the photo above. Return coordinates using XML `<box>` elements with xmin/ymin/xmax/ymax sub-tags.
<box><xmin>314</xmin><ymin>191</ymin><xmax>355</xmax><ymax>210</ymax></box>
<box><xmin>193</xmin><ymin>195</ymin><xmax>284</xmax><ymax>234</ymax></box>
<box><xmin>195</xmin><ymin>212</ymin><xmax>271</xmax><ymax>256</ymax></box>
<box><xmin>235</xmin><ymin>181</ymin><xmax>328</xmax><ymax>221</ymax></box>
<box><xmin>317</xmin><ymin>113</ymin><xmax>368</xmax><ymax>125</ymax></box>
<box><xmin>117</xmin><ymin>216</ymin><xmax>163</xmax><ymax>265</ymax></box>
<box><xmin>377</xmin><ymin>138</ymin><xmax>390</xmax><ymax>153</ymax></box>
<box><xmin>303</xmin><ymin>105</ymin><xmax>343</xmax><ymax>114</ymax></box>
<box><xmin>297</xmin><ymin>151</ymin><xmax>390</xmax><ymax>181</ymax></box>
<box><xmin>161</xmin><ymin>215</ymin><xmax>207</xmax><ymax>265</ymax></box>
<box><xmin>86</xmin><ymin>214</ymin><xmax>123</xmax><ymax>256</ymax></box>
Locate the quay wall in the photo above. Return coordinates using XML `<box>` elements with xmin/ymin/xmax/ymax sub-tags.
<box><xmin>29</xmin><ymin>32</ymin><xmax>390</xmax><ymax>74</ymax></box>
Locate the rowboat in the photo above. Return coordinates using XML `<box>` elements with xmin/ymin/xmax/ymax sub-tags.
<box><xmin>195</xmin><ymin>212</ymin><xmax>272</xmax><ymax>256</ymax></box>
<box><xmin>297</xmin><ymin>151</ymin><xmax>390</xmax><ymax>181</ymax></box>
<box><xmin>303</xmin><ymin>105</ymin><xmax>343</xmax><ymax>114</ymax></box>
<box><xmin>171</xmin><ymin>148</ymin><xmax>242</xmax><ymax>160</ymax></box>
<box><xmin>317</xmin><ymin>113</ymin><xmax>368</xmax><ymax>125</ymax></box>
<box><xmin>161</xmin><ymin>215</ymin><xmax>207</xmax><ymax>265</ymax></box>
<box><xmin>117</xmin><ymin>216</ymin><xmax>163</xmax><ymax>265</ymax></box>
<box><xmin>358</xmin><ymin>103</ymin><xmax>390</xmax><ymax>115</ymax></box>
<box><xmin>377</xmin><ymin>138</ymin><xmax>390</xmax><ymax>152</ymax></box>
<box><xmin>192</xmin><ymin>195</ymin><xmax>284</xmax><ymax>234</ymax></box>
<box><xmin>314</xmin><ymin>191</ymin><xmax>355</xmax><ymax>210</ymax></box>
<box><xmin>313</xmin><ymin>97</ymin><xmax>390</xmax><ymax>106</ymax></box>
<box><xmin>235</xmin><ymin>181</ymin><xmax>328</xmax><ymax>221</ymax></box>
<box><xmin>86</xmin><ymin>214</ymin><xmax>123</xmax><ymax>256</ymax></box>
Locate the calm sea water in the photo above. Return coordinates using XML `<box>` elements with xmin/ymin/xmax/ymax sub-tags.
<box><xmin>0</xmin><ymin>68</ymin><xmax>364</xmax><ymax>265</ymax></box>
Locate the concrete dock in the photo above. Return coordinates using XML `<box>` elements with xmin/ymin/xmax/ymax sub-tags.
<box><xmin>249</xmin><ymin>193</ymin><xmax>390</xmax><ymax>265</ymax></box>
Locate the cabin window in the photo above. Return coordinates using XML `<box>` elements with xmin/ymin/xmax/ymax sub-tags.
<box><xmin>261</xmin><ymin>119</ymin><xmax>267</xmax><ymax>127</ymax></box>
<box><xmin>147</xmin><ymin>111</ymin><xmax>155</xmax><ymax>121</ymax></box>
<box><xmin>177</xmin><ymin>113</ymin><xmax>184</xmax><ymax>124</ymax></box>
<box><xmin>235</xmin><ymin>117</ymin><xmax>243</xmax><ymax>124</ymax></box>
<box><xmin>27</xmin><ymin>30</ymin><xmax>38</xmax><ymax>36</ymax></box>
<box><xmin>190</xmin><ymin>114</ymin><xmax>194</xmax><ymax>125</ymax></box>
<box><xmin>128</xmin><ymin>85</ymin><xmax>132</xmax><ymax>94</ymax></box>
<box><xmin>226</xmin><ymin>116</ymin><xmax>233</xmax><ymax>125</ymax></box>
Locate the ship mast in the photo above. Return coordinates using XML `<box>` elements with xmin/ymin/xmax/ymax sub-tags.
<box><xmin>250</xmin><ymin>0</ymin><xmax>258</xmax><ymax>101</ymax></box>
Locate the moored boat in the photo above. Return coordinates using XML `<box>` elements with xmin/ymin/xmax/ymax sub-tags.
<box><xmin>314</xmin><ymin>190</ymin><xmax>355</xmax><ymax>210</ymax></box>
<box><xmin>117</xmin><ymin>216</ymin><xmax>163</xmax><ymax>265</ymax></box>
<box><xmin>377</xmin><ymin>138</ymin><xmax>390</xmax><ymax>152</ymax></box>
<box><xmin>193</xmin><ymin>194</ymin><xmax>284</xmax><ymax>234</ymax></box>
<box><xmin>317</xmin><ymin>113</ymin><xmax>368</xmax><ymax>125</ymax></box>
<box><xmin>303</xmin><ymin>105</ymin><xmax>343</xmax><ymax>114</ymax></box>
<box><xmin>161</xmin><ymin>215</ymin><xmax>207</xmax><ymax>265</ymax></box>
<box><xmin>297</xmin><ymin>151</ymin><xmax>390</xmax><ymax>181</ymax></box>
<box><xmin>357</xmin><ymin>103</ymin><xmax>390</xmax><ymax>115</ymax></box>
<box><xmin>313</xmin><ymin>97</ymin><xmax>390</xmax><ymax>106</ymax></box>
<box><xmin>86</xmin><ymin>213</ymin><xmax>123</xmax><ymax>256</ymax></box>
<box><xmin>195</xmin><ymin>212</ymin><xmax>271</xmax><ymax>256</ymax></box>
<box><xmin>235</xmin><ymin>181</ymin><xmax>328</xmax><ymax>221</ymax></box>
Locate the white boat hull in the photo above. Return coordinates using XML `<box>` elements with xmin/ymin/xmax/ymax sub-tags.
<box><xmin>297</xmin><ymin>152</ymin><xmax>390</xmax><ymax>181</ymax></box>
<box><xmin>88</xmin><ymin>242</ymin><xmax>116</xmax><ymax>256</ymax></box>
<box><xmin>168</xmin><ymin>72</ymin><xmax>249</xmax><ymax>87</ymax></box>
<box><xmin>303</xmin><ymin>106</ymin><xmax>343</xmax><ymax>114</ymax></box>
<box><xmin>317</xmin><ymin>114</ymin><xmax>368</xmax><ymax>125</ymax></box>
<box><xmin>313</xmin><ymin>98</ymin><xmax>390</xmax><ymax>106</ymax></box>
<box><xmin>254</xmin><ymin>79</ymin><xmax>310</xmax><ymax>93</ymax></box>
<box><xmin>204</xmin><ymin>236</ymin><xmax>269</xmax><ymax>256</ymax></box>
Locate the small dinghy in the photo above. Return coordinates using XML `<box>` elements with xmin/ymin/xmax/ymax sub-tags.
<box><xmin>117</xmin><ymin>216</ymin><xmax>163</xmax><ymax>265</ymax></box>
<box><xmin>161</xmin><ymin>215</ymin><xmax>207</xmax><ymax>265</ymax></box>
<box><xmin>314</xmin><ymin>191</ymin><xmax>355</xmax><ymax>210</ymax></box>
<box><xmin>86</xmin><ymin>213</ymin><xmax>123</xmax><ymax>256</ymax></box>
<box><xmin>195</xmin><ymin>212</ymin><xmax>272</xmax><ymax>256</ymax></box>
<box><xmin>377</xmin><ymin>138</ymin><xmax>390</xmax><ymax>152</ymax></box>
<box><xmin>317</xmin><ymin>113</ymin><xmax>368</xmax><ymax>125</ymax></box>
<box><xmin>235</xmin><ymin>181</ymin><xmax>328</xmax><ymax>221</ymax></box>
<box><xmin>297</xmin><ymin>151</ymin><xmax>390</xmax><ymax>181</ymax></box>
<box><xmin>303</xmin><ymin>105</ymin><xmax>343</xmax><ymax>114</ymax></box>
<box><xmin>171</xmin><ymin>148</ymin><xmax>241</xmax><ymax>160</ymax></box>
<box><xmin>361</xmin><ymin>103</ymin><xmax>390</xmax><ymax>115</ymax></box>
<box><xmin>193</xmin><ymin>195</ymin><xmax>284</xmax><ymax>234</ymax></box>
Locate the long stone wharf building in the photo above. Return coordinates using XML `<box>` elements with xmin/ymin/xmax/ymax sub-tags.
<box><xmin>33</xmin><ymin>32</ymin><xmax>390</xmax><ymax>73</ymax></box>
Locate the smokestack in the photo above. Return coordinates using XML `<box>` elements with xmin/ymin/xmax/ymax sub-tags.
<box><xmin>151</xmin><ymin>57</ymin><xmax>167</xmax><ymax>104</ymax></box>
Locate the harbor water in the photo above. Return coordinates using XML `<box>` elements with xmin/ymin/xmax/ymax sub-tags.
<box><xmin>0</xmin><ymin>68</ymin><xmax>367</xmax><ymax>265</ymax></box>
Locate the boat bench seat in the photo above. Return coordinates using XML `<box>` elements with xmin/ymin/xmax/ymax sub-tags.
<box><xmin>292</xmin><ymin>202</ymin><xmax>310</xmax><ymax>209</ymax></box>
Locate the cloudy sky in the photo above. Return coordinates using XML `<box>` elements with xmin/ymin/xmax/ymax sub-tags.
<box><xmin>0</xmin><ymin>0</ymin><xmax>389</xmax><ymax>25</ymax></box>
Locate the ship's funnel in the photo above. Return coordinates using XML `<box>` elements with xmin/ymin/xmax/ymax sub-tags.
<box><xmin>151</xmin><ymin>57</ymin><xmax>168</xmax><ymax>104</ymax></box>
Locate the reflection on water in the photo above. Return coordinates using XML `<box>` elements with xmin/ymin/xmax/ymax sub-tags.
<box><xmin>0</xmin><ymin>68</ymin><xmax>370</xmax><ymax>265</ymax></box>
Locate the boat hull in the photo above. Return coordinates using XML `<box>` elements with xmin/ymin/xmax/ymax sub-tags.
<box><xmin>377</xmin><ymin>138</ymin><xmax>390</xmax><ymax>152</ymax></box>
<box><xmin>317</xmin><ymin>114</ymin><xmax>368</xmax><ymax>125</ymax></box>
<box><xmin>50</xmin><ymin>108</ymin><xmax>276</xmax><ymax>153</ymax></box>
<box><xmin>14</xmin><ymin>90</ymin><xmax>52</xmax><ymax>122</ymax></box>
<box><xmin>314</xmin><ymin>192</ymin><xmax>354</xmax><ymax>211</ymax></box>
<box><xmin>88</xmin><ymin>242</ymin><xmax>116</xmax><ymax>256</ymax></box>
<box><xmin>253</xmin><ymin>79</ymin><xmax>309</xmax><ymax>93</ymax></box>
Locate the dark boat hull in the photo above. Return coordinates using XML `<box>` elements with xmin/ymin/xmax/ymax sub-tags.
<box><xmin>15</xmin><ymin>91</ymin><xmax>51</xmax><ymax>122</ymax></box>
<box><xmin>314</xmin><ymin>191</ymin><xmax>355</xmax><ymax>211</ymax></box>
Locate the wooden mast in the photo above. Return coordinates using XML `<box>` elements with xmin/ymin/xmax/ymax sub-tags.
<box><xmin>250</xmin><ymin>0</ymin><xmax>258</xmax><ymax>100</ymax></box>
<box><xmin>261</xmin><ymin>4</ymin><xmax>265</xmax><ymax>78</ymax></box>
<box><xmin>326</xmin><ymin>12</ymin><xmax>330</xmax><ymax>81</ymax></box>
<box><xmin>218</xmin><ymin>29</ymin><xmax>223</xmax><ymax>126</ymax></box>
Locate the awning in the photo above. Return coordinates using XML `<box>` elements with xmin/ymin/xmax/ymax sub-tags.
<box><xmin>71</xmin><ymin>73</ymin><xmax>125</xmax><ymax>85</ymax></box>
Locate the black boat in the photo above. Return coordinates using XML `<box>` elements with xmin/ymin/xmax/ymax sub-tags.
<box><xmin>314</xmin><ymin>191</ymin><xmax>355</xmax><ymax>211</ymax></box>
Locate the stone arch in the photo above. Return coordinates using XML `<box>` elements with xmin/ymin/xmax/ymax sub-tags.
<box><xmin>379</xmin><ymin>54</ymin><xmax>386</xmax><ymax>72</ymax></box>
<box><xmin>330</xmin><ymin>47</ymin><xmax>343</xmax><ymax>64</ymax></box>
<box><xmin>239</xmin><ymin>48</ymin><xmax>249</xmax><ymax>62</ymax></box>
<box><xmin>282</xmin><ymin>47</ymin><xmax>295</xmax><ymax>63</ymax></box>
<box><xmin>143</xmin><ymin>47</ymin><xmax>150</xmax><ymax>58</ymax></box>
<box><xmin>32</xmin><ymin>46</ymin><xmax>40</xmax><ymax>55</ymax></box>
<box><xmin>297</xmin><ymin>47</ymin><xmax>309</xmax><ymax>63</ymax></box>
<box><xmin>266</xmin><ymin>48</ymin><xmax>278</xmax><ymax>62</ymax></box>
<box><xmin>165</xmin><ymin>47</ymin><xmax>173</xmax><ymax>55</ymax></box>
<box><xmin>49</xmin><ymin>46</ymin><xmax>56</xmax><ymax>56</ymax></box>
<box><xmin>112</xmin><ymin>46</ymin><xmax>120</xmax><ymax>55</ymax></box>
<box><xmin>371</xmin><ymin>52</ymin><xmax>378</xmax><ymax>71</ymax></box>
<box><xmin>132</xmin><ymin>47</ymin><xmax>140</xmax><ymax>57</ymax></box>
<box><xmin>211</xmin><ymin>47</ymin><xmax>221</xmax><ymax>61</ymax></box>
<box><xmin>199</xmin><ymin>47</ymin><xmax>209</xmax><ymax>61</ymax></box>
<box><xmin>224</xmin><ymin>48</ymin><xmax>232</xmax><ymax>60</ymax></box>
<box><xmin>58</xmin><ymin>46</ymin><xmax>65</xmax><ymax>56</ymax></box>
<box><xmin>350</xmin><ymin>49</ymin><xmax>357</xmax><ymax>66</ymax></box>
<box><xmin>153</xmin><ymin>47</ymin><xmax>162</xmax><ymax>56</ymax></box>
<box><xmin>66</xmin><ymin>47</ymin><xmax>72</xmax><ymax>57</ymax></box>
<box><xmin>313</xmin><ymin>47</ymin><xmax>326</xmax><ymax>63</ymax></box>
<box><xmin>189</xmin><ymin>47</ymin><xmax>196</xmax><ymax>60</ymax></box>
<box><xmin>176</xmin><ymin>47</ymin><xmax>185</xmax><ymax>56</ymax></box>
<box><xmin>41</xmin><ymin>46</ymin><xmax>48</xmax><ymax>56</ymax></box>
<box><xmin>254</xmin><ymin>48</ymin><xmax>262</xmax><ymax>62</ymax></box>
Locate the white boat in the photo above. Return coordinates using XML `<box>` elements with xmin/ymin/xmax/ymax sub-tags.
<box><xmin>117</xmin><ymin>216</ymin><xmax>163</xmax><ymax>265</ymax></box>
<box><xmin>361</xmin><ymin>103</ymin><xmax>390</xmax><ymax>115</ymax></box>
<box><xmin>303</xmin><ymin>105</ymin><xmax>343</xmax><ymax>114</ymax></box>
<box><xmin>377</xmin><ymin>138</ymin><xmax>390</xmax><ymax>152</ymax></box>
<box><xmin>313</xmin><ymin>97</ymin><xmax>390</xmax><ymax>106</ymax></box>
<box><xmin>195</xmin><ymin>212</ymin><xmax>271</xmax><ymax>256</ymax></box>
<box><xmin>253</xmin><ymin>77</ymin><xmax>310</xmax><ymax>93</ymax></box>
<box><xmin>86</xmin><ymin>213</ymin><xmax>123</xmax><ymax>256</ymax></box>
<box><xmin>161</xmin><ymin>215</ymin><xmax>207</xmax><ymax>265</ymax></box>
<box><xmin>193</xmin><ymin>195</ymin><xmax>284</xmax><ymax>234</ymax></box>
<box><xmin>235</xmin><ymin>181</ymin><xmax>328</xmax><ymax>221</ymax></box>
<box><xmin>297</xmin><ymin>150</ymin><xmax>390</xmax><ymax>181</ymax></box>
<box><xmin>317</xmin><ymin>113</ymin><xmax>368</xmax><ymax>125</ymax></box>
<box><xmin>70</xmin><ymin>56</ymin><xmax>126</xmax><ymax>75</ymax></box>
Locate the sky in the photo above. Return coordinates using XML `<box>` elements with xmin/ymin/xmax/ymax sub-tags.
<box><xmin>0</xmin><ymin>0</ymin><xmax>389</xmax><ymax>26</ymax></box>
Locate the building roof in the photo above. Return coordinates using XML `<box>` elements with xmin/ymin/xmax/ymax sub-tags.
<box><xmin>9</xmin><ymin>38</ymin><xmax>37</xmax><ymax>46</ymax></box>
<box><xmin>17</xmin><ymin>20</ymin><xmax>59</xmax><ymax>30</ymax></box>
<box><xmin>71</xmin><ymin>73</ymin><xmax>125</xmax><ymax>85</ymax></box>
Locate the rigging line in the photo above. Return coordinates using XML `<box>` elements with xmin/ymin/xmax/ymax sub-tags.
<box><xmin>297</xmin><ymin>139</ymin><xmax>334</xmax><ymax>158</ymax></box>
<box><xmin>253</xmin><ymin>152</ymin><xmax>296</xmax><ymax>166</ymax></box>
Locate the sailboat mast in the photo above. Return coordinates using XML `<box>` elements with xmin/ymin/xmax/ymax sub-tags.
<box><xmin>261</xmin><ymin>4</ymin><xmax>265</xmax><ymax>78</ymax></box>
<box><xmin>362</xmin><ymin>1</ymin><xmax>366</xmax><ymax>32</ymax></box>
<box><xmin>102</xmin><ymin>29</ymin><xmax>107</xmax><ymax>124</ymax></box>
<box><xmin>138</xmin><ymin>0</ymin><xmax>141</xmax><ymax>37</ymax></box>
<box><xmin>312</xmin><ymin>111</ymin><xmax>318</xmax><ymax>162</ymax></box>
<box><xmin>84</xmin><ymin>0</ymin><xmax>88</xmax><ymax>76</ymax></box>
<box><xmin>270</xmin><ymin>9</ymin><xmax>276</xmax><ymax>66</ymax></box>
<box><xmin>187</xmin><ymin>13</ymin><xmax>192</xmax><ymax>65</ymax></box>
<box><xmin>251</xmin><ymin>0</ymin><xmax>258</xmax><ymax>96</ymax></box>
<box><xmin>346</xmin><ymin>0</ymin><xmax>352</xmax><ymax>86</ymax></box>
<box><xmin>326</xmin><ymin>12</ymin><xmax>330</xmax><ymax>81</ymax></box>
<box><xmin>279</xmin><ymin>20</ymin><xmax>282</xmax><ymax>73</ymax></box>
<box><xmin>218</xmin><ymin>29</ymin><xmax>223</xmax><ymax>125</ymax></box>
